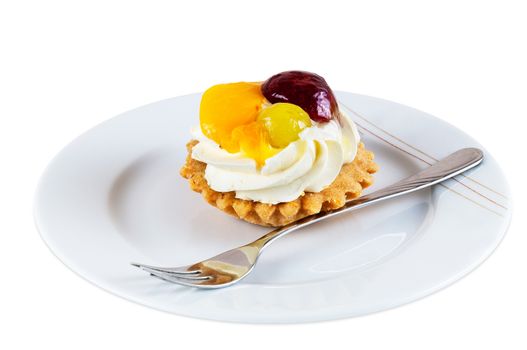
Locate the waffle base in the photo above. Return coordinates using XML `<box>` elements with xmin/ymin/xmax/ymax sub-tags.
<box><xmin>180</xmin><ymin>140</ymin><xmax>378</xmax><ymax>227</ymax></box>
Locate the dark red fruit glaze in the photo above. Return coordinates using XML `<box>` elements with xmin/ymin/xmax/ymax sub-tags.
<box><xmin>261</xmin><ymin>71</ymin><xmax>338</xmax><ymax>123</ymax></box>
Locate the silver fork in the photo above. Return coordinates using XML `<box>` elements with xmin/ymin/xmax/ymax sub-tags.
<box><xmin>132</xmin><ymin>148</ymin><xmax>483</xmax><ymax>289</ymax></box>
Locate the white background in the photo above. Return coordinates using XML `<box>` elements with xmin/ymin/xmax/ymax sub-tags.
<box><xmin>1</xmin><ymin>1</ymin><xmax>526</xmax><ymax>349</ymax></box>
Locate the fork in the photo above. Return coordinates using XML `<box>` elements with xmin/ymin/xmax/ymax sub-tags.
<box><xmin>132</xmin><ymin>148</ymin><xmax>483</xmax><ymax>289</ymax></box>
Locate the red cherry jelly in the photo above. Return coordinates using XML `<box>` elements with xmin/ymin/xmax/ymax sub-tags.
<box><xmin>261</xmin><ymin>71</ymin><xmax>338</xmax><ymax>123</ymax></box>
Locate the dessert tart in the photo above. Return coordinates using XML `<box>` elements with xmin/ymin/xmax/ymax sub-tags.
<box><xmin>180</xmin><ymin>71</ymin><xmax>378</xmax><ymax>227</ymax></box>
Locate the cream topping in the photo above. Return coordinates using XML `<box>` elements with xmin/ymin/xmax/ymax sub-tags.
<box><xmin>191</xmin><ymin>104</ymin><xmax>360</xmax><ymax>204</ymax></box>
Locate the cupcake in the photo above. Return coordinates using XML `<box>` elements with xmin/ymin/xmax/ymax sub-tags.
<box><xmin>181</xmin><ymin>71</ymin><xmax>378</xmax><ymax>227</ymax></box>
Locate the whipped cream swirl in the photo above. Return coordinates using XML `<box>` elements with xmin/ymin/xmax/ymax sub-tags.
<box><xmin>191</xmin><ymin>104</ymin><xmax>360</xmax><ymax>204</ymax></box>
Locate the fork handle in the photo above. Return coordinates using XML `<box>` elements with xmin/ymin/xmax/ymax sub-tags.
<box><xmin>249</xmin><ymin>148</ymin><xmax>483</xmax><ymax>251</ymax></box>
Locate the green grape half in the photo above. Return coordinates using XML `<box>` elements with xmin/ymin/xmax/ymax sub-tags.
<box><xmin>257</xmin><ymin>103</ymin><xmax>312</xmax><ymax>148</ymax></box>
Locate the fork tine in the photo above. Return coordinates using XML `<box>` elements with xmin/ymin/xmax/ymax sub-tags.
<box><xmin>147</xmin><ymin>270</ymin><xmax>212</xmax><ymax>287</ymax></box>
<box><xmin>131</xmin><ymin>262</ymin><xmax>200</xmax><ymax>275</ymax></box>
<box><xmin>148</xmin><ymin>272</ymin><xmax>212</xmax><ymax>287</ymax></box>
<box><xmin>133</xmin><ymin>264</ymin><xmax>210</xmax><ymax>281</ymax></box>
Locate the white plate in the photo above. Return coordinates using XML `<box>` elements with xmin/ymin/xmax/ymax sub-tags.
<box><xmin>35</xmin><ymin>92</ymin><xmax>511</xmax><ymax>323</ymax></box>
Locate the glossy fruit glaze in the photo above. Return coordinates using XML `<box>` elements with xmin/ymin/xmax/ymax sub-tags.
<box><xmin>261</xmin><ymin>71</ymin><xmax>338</xmax><ymax>122</ymax></box>
<box><xmin>257</xmin><ymin>103</ymin><xmax>311</xmax><ymax>148</ymax></box>
<box><xmin>199</xmin><ymin>83</ymin><xmax>311</xmax><ymax>165</ymax></box>
<box><xmin>199</xmin><ymin>71</ymin><xmax>338</xmax><ymax>164</ymax></box>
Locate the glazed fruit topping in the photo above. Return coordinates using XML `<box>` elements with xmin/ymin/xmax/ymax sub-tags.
<box><xmin>199</xmin><ymin>82</ymin><xmax>279</xmax><ymax>165</ymax></box>
<box><xmin>258</xmin><ymin>103</ymin><xmax>311</xmax><ymax>148</ymax></box>
<box><xmin>261</xmin><ymin>71</ymin><xmax>338</xmax><ymax>123</ymax></box>
<box><xmin>199</xmin><ymin>72</ymin><xmax>337</xmax><ymax>165</ymax></box>
<box><xmin>230</xmin><ymin>122</ymin><xmax>278</xmax><ymax>166</ymax></box>
<box><xmin>200</xmin><ymin>82</ymin><xmax>265</xmax><ymax>151</ymax></box>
